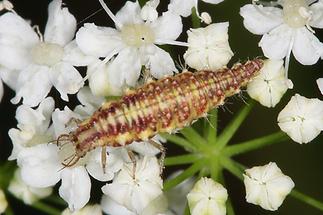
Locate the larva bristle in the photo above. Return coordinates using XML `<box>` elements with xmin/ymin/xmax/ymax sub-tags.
<box><xmin>70</xmin><ymin>59</ymin><xmax>264</xmax><ymax>157</ymax></box>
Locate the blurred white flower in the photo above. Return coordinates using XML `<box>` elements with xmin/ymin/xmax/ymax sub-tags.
<box><xmin>184</xmin><ymin>22</ymin><xmax>233</xmax><ymax>70</ymax></box>
<box><xmin>0</xmin><ymin>0</ymin><xmax>93</xmax><ymax>107</ymax></box>
<box><xmin>168</xmin><ymin>0</ymin><xmax>224</xmax><ymax>23</ymax></box>
<box><xmin>243</xmin><ymin>162</ymin><xmax>295</xmax><ymax>211</ymax></box>
<box><xmin>8</xmin><ymin>97</ymin><xmax>54</xmax><ymax>160</ymax></box>
<box><xmin>166</xmin><ymin>171</ymin><xmax>195</xmax><ymax>215</ymax></box>
<box><xmin>317</xmin><ymin>78</ymin><xmax>323</xmax><ymax>95</ymax></box>
<box><xmin>278</xmin><ymin>94</ymin><xmax>323</xmax><ymax>143</ymax></box>
<box><xmin>62</xmin><ymin>204</ymin><xmax>102</xmax><ymax>215</ymax></box>
<box><xmin>8</xmin><ymin>169</ymin><xmax>52</xmax><ymax>205</ymax></box>
<box><xmin>247</xmin><ymin>59</ymin><xmax>292</xmax><ymax>108</ymax></box>
<box><xmin>102</xmin><ymin>156</ymin><xmax>163</xmax><ymax>214</ymax></box>
<box><xmin>187</xmin><ymin>177</ymin><xmax>228</xmax><ymax>215</ymax></box>
<box><xmin>240</xmin><ymin>0</ymin><xmax>323</xmax><ymax>72</ymax></box>
<box><xmin>0</xmin><ymin>189</ymin><xmax>7</xmax><ymax>214</ymax></box>
<box><xmin>76</xmin><ymin>1</ymin><xmax>182</xmax><ymax>91</ymax></box>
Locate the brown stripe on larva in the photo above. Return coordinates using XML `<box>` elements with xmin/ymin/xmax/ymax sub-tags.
<box><xmin>72</xmin><ymin>59</ymin><xmax>263</xmax><ymax>157</ymax></box>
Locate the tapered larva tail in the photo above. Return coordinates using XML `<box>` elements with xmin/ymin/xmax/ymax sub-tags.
<box><xmin>59</xmin><ymin>59</ymin><xmax>264</xmax><ymax>166</ymax></box>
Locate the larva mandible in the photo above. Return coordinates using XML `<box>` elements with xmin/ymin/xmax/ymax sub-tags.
<box><xmin>57</xmin><ymin>59</ymin><xmax>264</xmax><ymax>166</ymax></box>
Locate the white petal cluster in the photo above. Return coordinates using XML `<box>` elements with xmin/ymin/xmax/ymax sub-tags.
<box><xmin>184</xmin><ymin>22</ymin><xmax>233</xmax><ymax>70</ymax></box>
<box><xmin>247</xmin><ymin>59</ymin><xmax>292</xmax><ymax>108</ymax></box>
<box><xmin>62</xmin><ymin>204</ymin><xmax>102</xmax><ymax>215</ymax></box>
<box><xmin>0</xmin><ymin>189</ymin><xmax>7</xmax><ymax>214</ymax></box>
<box><xmin>76</xmin><ymin>1</ymin><xmax>182</xmax><ymax>96</ymax></box>
<box><xmin>240</xmin><ymin>0</ymin><xmax>323</xmax><ymax>68</ymax></box>
<box><xmin>0</xmin><ymin>0</ymin><xmax>94</xmax><ymax>107</ymax></box>
<box><xmin>102</xmin><ymin>156</ymin><xmax>164</xmax><ymax>214</ymax></box>
<box><xmin>8</xmin><ymin>169</ymin><xmax>52</xmax><ymax>205</ymax></box>
<box><xmin>243</xmin><ymin>162</ymin><xmax>295</xmax><ymax>211</ymax></box>
<box><xmin>278</xmin><ymin>94</ymin><xmax>323</xmax><ymax>143</ymax></box>
<box><xmin>187</xmin><ymin>177</ymin><xmax>228</xmax><ymax>215</ymax></box>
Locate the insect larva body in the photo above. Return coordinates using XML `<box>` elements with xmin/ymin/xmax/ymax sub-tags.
<box><xmin>59</xmin><ymin>59</ymin><xmax>264</xmax><ymax>165</ymax></box>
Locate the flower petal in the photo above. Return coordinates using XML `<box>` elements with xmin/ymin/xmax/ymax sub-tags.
<box><xmin>74</xmin><ymin>86</ymin><xmax>104</xmax><ymax>116</ymax></box>
<box><xmin>168</xmin><ymin>0</ymin><xmax>195</xmax><ymax>17</ymax></box>
<box><xmin>108</xmin><ymin>48</ymin><xmax>141</xmax><ymax>87</ymax></box>
<box><xmin>50</xmin><ymin>62</ymin><xmax>84</xmax><ymax>101</ymax></box>
<box><xmin>11</xmin><ymin>65</ymin><xmax>52</xmax><ymax>107</ymax></box>
<box><xmin>59</xmin><ymin>166</ymin><xmax>91</xmax><ymax>211</ymax></box>
<box><xmin>317</xmin><ymin>78</ymin><xmax>323</xmax><ymax>95</ymax></box>
<box><xmin>86</xmin><ymin>148</ymin><xmax>123</xmax><ymax>182</ymax></box>
<box><xmin>76</xmin><ymin>24</ymin><xmax>124</xmax><ymax>57</ymax></box>
<box><xmin>147</xmin><ymin>46</ymin><xmax>176</xmax><ymax>79</ymax></box>
<box><xmin>240</xmin><ymin>4</ymin><xmax>283</xmax><ymax>35</ymax></box>
<box><xmin>0</xmin><ymin>66</ymin><xmax>19</xmax><ymax>90</ymax></box>
<box><xmin>151</xmin><ymin>11</ymin><xmax>182</xmax><ymax>41</ymax></box>
<box><xmin>259</xmin><ymin>24</ymin><xmax>293</xmax><ymax>60</ymax></box>
<box><xmin>292</xmin><ymin>27</ymin><xmax>323</xmax><ymax>65</ymax></box>
<box><xmin>44</xmin><ymin>0</ymin><xmax>77</xmax><ymax>46</ymax></box>
<box><xmin>52</xmin><ymin>107</ymin><xmax>81</xmax><ymax>138</ymax></box>
<box><xmin>63</xmin><ymin>41</ymin><xmax>96</xmax><ymax>66</ymax></box>
<box><xmin>87</xmin><ymin>60</ymin><xmax>123</xmax><ymax>97</ymax></box>
<box><xmin>309</xmin><ymin>0</ymin><xmax>323</xmax><ymax>28</ymax></box>
<box><xmin>115</xmin><ymin>1</ymin><xmax>142</xmax><ymax>26</ymax></box>
<box><xmin>17</xmin><ymin>144</ymin><xmax>61</xmax><ymax>188</ymax></box>
<box><xmin>101</xmin><ymin>195</ymin><xmax>136</xmax><ymax>215</ymax></box>
<box><xmin>202</xmin><ymin>0</ymin><xmax>224</xmax><ymax>3</ymax></box>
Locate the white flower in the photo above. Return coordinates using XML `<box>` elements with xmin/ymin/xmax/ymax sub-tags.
<box><xmin>14</xmin><ymin>88</ymin><xmax>123</xmax><ymax>210</ymax></box>
<box><xmin>0</xmin><ymin>0</ymin><xmax>13</xmax><ymax>11</ymax></box>
<box><xmin>62</xmin><ymin>204</ymin><xmax>102</xmax><ymax>215</ymax></box>
<box><xmin>277</xmin><ymin>94</ymin><xmax>323</xmax><ymax>143</ymax></box>
<box><xmin>243</xmin><ymin>162</ymin><xmax>295</xmax><ymax>211</ymax></box>
<box><xmin>184</xmin><ymin>22</ymin><xmax>233</xmax><ymax>70</ymax></box>
<box><xmin>8</xmin><ymin>169</ymin><xmax>52</xmax><ymax>205</ymax></box>
<box><xmin>187</xmin><ymin>177</ymin><xmax>228</xmax><ymax>215</ymax></box>
<box><xmin>76</xmin><ymin>1</ymin><xmax>182</xmax><ymax>92</ymax></box>
<box><xmin>102</xmin><ymin>156</ymin><xmax>163</xmax><ymax>214</ymax></box>
<box><xmin>0</xmin><ymin>65</ymin><xmax>19</xmax><ymax>102</ymax></box>
<box><xmin>247</xmin><ymin>59</ymin><xmax>292</xmax><ymax>108</ymax></box>
<box><xmin>8</xmin><ymin>97</ymin><xmax>54</xmax><ymax>160</ymax></box>
<box><xmin>317</xmin><ymin>78</ymin><xmax>323</xmax><ymax>95</ymax></box>
<box><xmin>240</xmin><ymin>0</ymin><xmax>323</xmax><ymax>71</ymax></box>
<box><xmin>101</xmin><ymin>195</ymin><xmax>136</xmax><ymax>215</ymax></box>
<box><xmin>168</xmin><ymin>0</ymin><xmax>224</xmax><ymax>23</ymax></box>
<box><xmin>0</xmin><ymin>0</ymin><xmax>93</xmax><ymax>107</ymax></box>
<box><xmin>0</xmin><ymin>189</ymin><xmax>7</xmax><ymax>214</ymax></box>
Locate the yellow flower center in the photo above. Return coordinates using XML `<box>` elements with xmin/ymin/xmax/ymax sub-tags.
<box><xmin>31</xmin><ymin>42</ymin><xmax>64</xmax><ymax>66</ymax></box>
<box><xmin>120</xmin><ymin>24</ymin><xmax>155</xmax><ymax>47</ymax></box>
<box><xmin>283</xmin><ymin>0</ymin><xmax>310</xmax><ymax>28</ymax></box>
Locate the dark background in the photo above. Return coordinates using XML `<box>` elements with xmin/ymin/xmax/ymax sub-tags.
<box><xmin>0</xmin><ymin>0</ymin><xmax>322</xmax><ymax>214</ymax></box>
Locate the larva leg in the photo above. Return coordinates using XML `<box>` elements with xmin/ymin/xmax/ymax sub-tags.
<box><xmin>148</xmin><ymin>140</ymin><xmax>166</xmax><ymax>175</ymax></box>
<box><xmin>65</xmin><ymin>117</ymin><xmax>82</xmax><ymax>128</ymax></box>
<box><xmin>101</xmin><ymin>146</ymin><xmax>107</xmax><ymax>174</ymax></box>
<box><xmin>127</xmin><ymin>149</ymin><xmax>137</xmax><ymax>179</ymax></box>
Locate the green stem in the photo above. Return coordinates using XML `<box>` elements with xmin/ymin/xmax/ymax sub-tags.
<box><xmin>191</xmin><ymin>7</ymin><xmax>201</xmax><ymax>28</ymax></box>
<box><xmin>216</xmin><ymin>101</ymin><xmax>254</xmax><ymax>151</ymax></box>
<box><xmin>291</xmin><ymin>190</ymin><xmax>323</xmax><ymax>212</ymax></box>
<box><xmin>219</xmin><ymin>157</ymin><xmax>243</xmax><ymax>180</ymax></box>
<box><xmin>161</xmin><ymin>133</ymin><xmax>196</xmax><ymax>152</ymax></box>
<box><xmin>165</xmin><ymin>154</ymin><xmax>199</xmax><ymax>166</ymax></box>
<box><xmin>210</xmin><ymin>158</ymin><xmax>220</xmax><ymax>181</ymax></box>
<box><xmin>32</xmin><ymin>201</ymin><xmax>61</xmax><ymax>215</ymax></box>
<box><xmin>180</xmin><ymin>127</ymin><xmax>208</xmax><ymax>147</ymax></box>
<box><xmin>224</xmin><ymin>132</ymin><xmax>288</xmax><ymax>156</ymax></box>
<box><xmin>184</xmin><ymin>203</ymin><xmax>191</xmax><ymax>215</ymax></box>
<box><xmin>206</xmin><ymin>109</ymin><xmax>218</xmax><ymax>144</ymax></box>
<box><xmin>164</xmin><ymin>161</ymin><xmax>204</xmax><ymax>191</ymax></box>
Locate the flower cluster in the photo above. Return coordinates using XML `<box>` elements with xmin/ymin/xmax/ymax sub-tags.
<box><xmin>0</xmin><ymin>0</ymin><xmax>322</xmax><ymax>214</ymax></box>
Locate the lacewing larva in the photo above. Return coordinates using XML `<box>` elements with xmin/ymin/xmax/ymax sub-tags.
<box><xmin>57</xmin><ymin>59</ymin><xmax>264</xmax><ymax>167</ymax></box>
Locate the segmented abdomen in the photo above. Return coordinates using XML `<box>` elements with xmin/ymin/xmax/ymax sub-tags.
<box><xmin>74</xmin><ymin>59</ymin><xmax>263</xmax><ymax>153</ymax></box>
